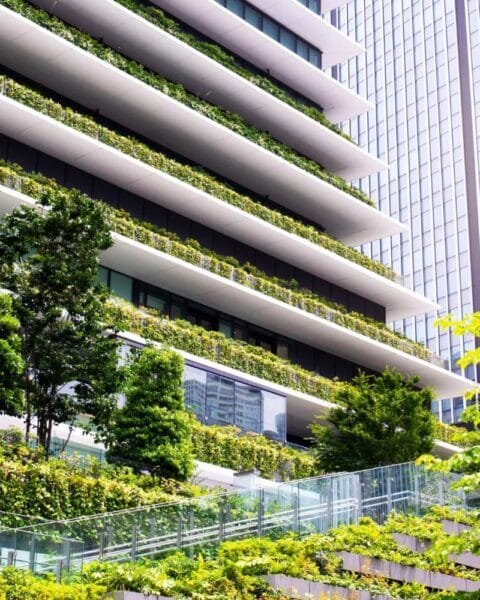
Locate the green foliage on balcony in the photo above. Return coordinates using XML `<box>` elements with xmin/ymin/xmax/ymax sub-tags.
<box><xmin>114</xmin><ymin>0</ymin><xmax>353</xmax><ymax>142</ymax></box>
<box><xmin>0</xmin><ymin>428</ymin><xmax>202</xmax><ymax>530</ymax></box>
<box><xmin>0</xmin><ymin>0</ymin><xmax>374</xmax><ymax>207</ymax></box>
<box><xmin>36</xmin><ymin>507</ymin><xmax>480</xmax><ymax>598</ymax></box>
<box><xmin>193</xmin><ymin>423</ymin><xmax>317</xmax><ymax>480</ymax></box>
<box><xmin>0</xmin><ymin>160</ymin><xmax>432</xmax><ymax>361</ymax></box>
<box><xmin>0</xmin><ymin>75</ymin><xmax>397</xmax><ymax>280</ymax></box>
<box><xmin>105</xmin><ymin>297</ymin><xmax>342</xmax><ymax>402</ymax></box>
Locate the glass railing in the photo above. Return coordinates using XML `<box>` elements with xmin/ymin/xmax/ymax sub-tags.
<box><xmin>0</xmin><ymin>462</ymin><xmax>465</xmax><ymax>577</ymax></box>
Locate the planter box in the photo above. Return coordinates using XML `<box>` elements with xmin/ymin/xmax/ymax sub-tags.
<box><xmin>265</xmin><ymin>574</ymin><xmax>392</xmax><ymax>599</ymax></box>
<box><xmin>338</xmin><ymin>551</ymin><xmax>480</xmax><ymax>592</ymax></box>
<box><xmin>393</xmin><ymin>533</ymin><xmax>431</xmax><ymax>554</ymax></box>
<box><xmin>393</xmin><ymin>532</ymin><xmax>480</xmax><ymax>569</ymax></box>
<box><xmin>111</xmin><ymin>592</ymin><xmax>172</xmax><ymax>600</ymax></box>
<box><xmin>441</xmin><ymin>520</ymin><xmax>472</xmax><ymax>536</ymax></box>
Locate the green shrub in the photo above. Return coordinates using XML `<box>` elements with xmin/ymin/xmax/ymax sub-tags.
<box><xmin>0</xmin><ymin>568</ymin><xmax>106</xmax><ymax>600</ymax></box>
<box><xmin>193</xmin><ymin>424</ymin><xmax>317</xmax><ymax>480</ymax></box>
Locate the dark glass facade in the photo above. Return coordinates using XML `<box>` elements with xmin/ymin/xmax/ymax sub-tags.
<box><xmin>214</xmin><ymin>0</ymin><xmax>322</xmax><ymax>68</ymax></box>
<box><xmin>184</xmin><ymin>364</ymin><xmax>286</xmax><ymax>441</ymax></box>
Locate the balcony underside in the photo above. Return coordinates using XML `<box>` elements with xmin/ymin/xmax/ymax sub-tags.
<box><xmin>151</xmin><ymin>0</ymin><xmax>372</xmax><ymax>123</ymax></box>
<box><xmin>31</xmin><ymin>0</ymin><xmax>386</xmax><ymax>181</ymax></box>
<box><xmin>0</xmin><ymin>186</ymin><xmax>471</xmax><ymax>401</ymax></box>
<box><xmin>246</xmin><ymin>0</ymin><xmax>364</xmax><ymax>66</ymax></box>
<box><xmin>0</xmin><ymin>5</ymin><xmax>400</xmax><ymax>244</ymax></box>
<box><xmin>0</xmin><ymin>102</ymin><xmax>435</xmax><ymax>322</ymax></box>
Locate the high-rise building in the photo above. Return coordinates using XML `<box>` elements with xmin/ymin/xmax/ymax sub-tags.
<box><xmin>332</xmin><ymin>0</ymin><xmax>480</xmax><ymax>423</ymax></box>
<box><xmin>0</xmin><ymin>0</ymin><xmax>471</xmax><ymax>448</ymax></box>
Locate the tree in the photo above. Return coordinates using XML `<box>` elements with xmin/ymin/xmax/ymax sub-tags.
<box><xmin>106</xmin><ymin>346</ymin><xmax>195</xmax><ymax>480</ymax></box>
<box><xmin>311</xmin><ymin>368</ymin><xmax>435</xmax><ymax>472</ymax></box>
<box><xmin>0</xmin><ymin>188</ymin><xmax>121</xmax><ymax>452</ymax></box>
<box><xmin>418</xmin><ymin>313</ymin><xmax>480</xmax><ymax>494</ymax></box>
<box><xmin>0</xmin><ymin>293</ymin><xmax>24</xmax><ymax>415</ymax></box>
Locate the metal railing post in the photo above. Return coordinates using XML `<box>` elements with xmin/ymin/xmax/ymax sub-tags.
<box><xmin>386</xmin><ymin>477</ymin><xmax>393</xmax><ymax>514</ymax></box>
<box><xmin>188</xmin><ymin>509</ymin><xmax>194</xmax><ymax>558</ymax></box>
<box><xmin>98</xmin><ymin>530</ymin><xmax>106</xmax><ymax>559</ymax></box>
<box><xmin>292</xmin><ymin>493</ymin><xmax>299</xmax><ymax>533</ymax></box>
<box><xmin>326</xmin><ymin>480</ymin><xmax>333</xmax><ymax>530</ymax></box>
<box><xmin>414</xmin><ymin>471</ymin><xmax>421</xmax><ymax>515</ymax></box>
<box><xmin>257</xmin><ymin>489</ymin><xmax>264</xmax><ymax>537</ymax></box>
<box><xmin>55</xmin><ymin>558</ymin><xmax>64</xmax><ymax>583</ymax></box>
<box><xmin>7</xmin><ymin>550</ymin><xmax>16</xmax><ymax>567</ymax></box>
<box><xmin>131</xmin><ymin>525</ymin><xmax>138</xmax><ymax>562</ymax></box>
<box><xmin>62</xmin><ymin>539</ymin><xmax>71</xmax><ymax>573</ymax></box>
<box><xmin>353</xmin><ymin>475</ymin><xmax>362</xmax><ymax>523</ymax></box>
<box><xmin>219</xmin><ymin>503</ymin><xmax>225</xmax><ymax>542</ymax></box>
<box><xmin>177</xmin><ymin>517</ymin><xmax>183</xmax><ymax>549</ymax></box>
<box><xmin>28</xmin><ymin>534</ymin><xmax>36</xmax><ymax>572</ymax></box>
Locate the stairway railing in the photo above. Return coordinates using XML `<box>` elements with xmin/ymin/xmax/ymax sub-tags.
<box><xmin>0</xmin><ymin>462</ymin><xmax>466</xmax><ymax>579</ymax></box>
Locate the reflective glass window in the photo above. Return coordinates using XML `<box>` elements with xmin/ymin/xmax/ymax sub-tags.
<box><xmin>110</xmin><ymin>271</ymin><xmax>133</xmax><ymax>301</ymax></box>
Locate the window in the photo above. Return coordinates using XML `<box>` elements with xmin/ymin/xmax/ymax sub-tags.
<box><xmin>184</xmin><ymin>364</ymin><xmax>287</xmax><ymax>441</ymax></box>
<box><xmin>109</xmin><ymin>271</ymin><xmax>133</xmax><ymax>302</ymax></box>
<box><xmin>214</xmin><ymin>0</ymin><xmax>322</xmax><ymax>69</ymax></box>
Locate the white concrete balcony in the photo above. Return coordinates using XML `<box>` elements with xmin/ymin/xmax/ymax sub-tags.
<box><xmin>149</xmin><ymin>0</ymin><xmax>372</xmax><ymax>122</ymax></box>
<box><xmin>0</xmin><ymin>185</ymin><xmax>472</xmax><ymax>402</ymax></box>
<box><xmin>0</xmin><ymin>5</ymin><xmax>396</xmax><ymax>244</ymax></box>
<box><xmin>31</xmin><ymin>0</ymin><xmax>386</xmax><ymax>181</ymax></box>
<box><xmin>244</xmin><ymin>0</ymin><xmax>363</xmax><ymax>66</ymax></box>
<box><xmin>0</xmin><ymin>100</ymin><xmax>433</xmax><ymax>321</ymax></box>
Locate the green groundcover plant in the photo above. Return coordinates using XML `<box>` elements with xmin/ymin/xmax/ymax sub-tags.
<box><xmin>0</xmin><ymin>0</ymin><xmax>372</xmax><ymax>206</ymax></box>
<box><xmin>0</xmin><ymin>160</ymin><xmax>430</xmax><ymax>360</ymax></box>
<box><xmin>2</xmin><ymin>507</ymin><xmax>479</xmax><ymax>599</ymax></box>
<box><xmin>0</xmin><ymin>73</ymin><xmax>397</xmax><ymax>281</ymax></box>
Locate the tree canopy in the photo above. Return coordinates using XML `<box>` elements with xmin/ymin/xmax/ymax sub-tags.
<box><xmin>0</xmin><ymin>292</ymin><xmax>24</xmax><ymax>415</ymax></box>
<box><xmin>0</xmin><ymin>189</ymin><xmax>121</xmax><ymax>452</ymax></box>
<box><xmin>106</xmin><ymin>346</ymin><xmax>195</xmax><ymax>480</ymax></box>
<box><xmin>419</xmin><ymin>312</ymin><xmax>480</xmax><ymax>494</ymax></box>
<box><xmin>311</xmin><ymin>368</ymin><xmax>435</xmax><ymax>472</ymax></box>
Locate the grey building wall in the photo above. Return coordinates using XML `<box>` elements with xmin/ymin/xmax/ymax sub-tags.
<box><xmin>333</xmin><ymin>0</ymin><xmax>480</xmax><ymax>422</ymax></box>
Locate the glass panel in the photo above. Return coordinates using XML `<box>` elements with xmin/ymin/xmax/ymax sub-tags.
<box><xmin>245</xmin><ymin>5</ymin><xmax>261</xmax><ymax>28</ymax></box>
<box><xmin>146</xmin><ymin>292</ymin><xmax>166</xmax><ymax>314</ymax></box>
<box><xmin>308</xmin><ymin>47</ymin><xmax>321</xmax><ymax>67</ymax></box>
<box><xmin>262</xmin><ymin>390</ymin><xmax>286</xmax><ymax>442</ymax></box>
<box><xmin>109</xmin><ymin>271</ymin><xmax>133</xmax><ymax>301</ymax></box>
<box><xmin>235</xmin><ymin>382</ymin><xmax>262</xmax><ymax>433</ymax></box>
<box><xmin>280</xmin><ymin>27</ymin><xmax>296</xmax><ymax>52</ymax></box>
<box><xmin>219</xmin><ymin>318</ymin><xmax>232</xmax><ymax>338</ymax></box>
<box><xmin>297</xmin><ymin>39</ymin><xmax>309</xmax><ymax>60</ymax></box>
<box><xmin>97</xmin><ymin>266</ymin><xmax>109</xmax><ymax>287</ymax></box>
<box><xmin>263</xmin><ymin>16</ymin><xmax>279</xmax><ymax>40</ymax></box>
<box><xmin>206</xmin><ymin>373</ymin><xmax>235</xmax><ymax>426</ymax></box>
<box><xmin>226</xmin><ymin>0</ymin><xmax>243</xmax><ymax>17</ymax></box>
<box><xmin>184</xmin><ymin>365</ymin><xmax>207</xmax><ymax>421</ymax></box>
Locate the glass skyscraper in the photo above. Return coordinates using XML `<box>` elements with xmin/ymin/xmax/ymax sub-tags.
<box><xmin>333</xmin><ymin>0</ymin><xmax>480</xmax><ymax>423</ymax></box>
